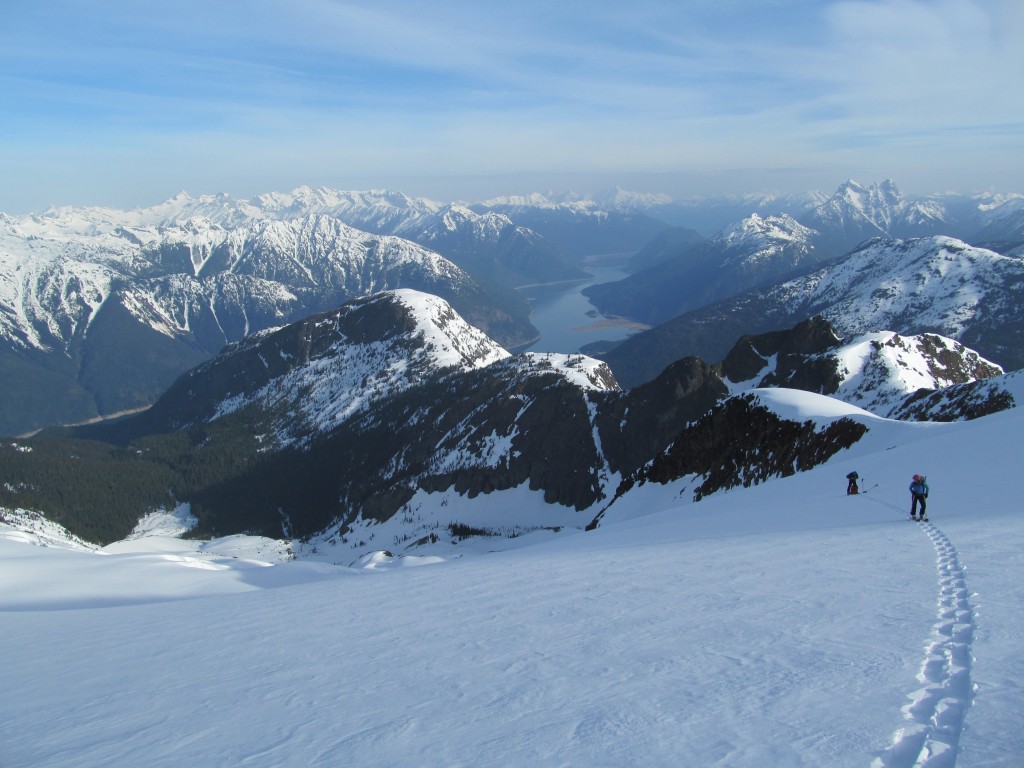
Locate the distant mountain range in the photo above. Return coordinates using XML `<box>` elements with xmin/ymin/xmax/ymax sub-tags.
<box><xmin>584</xmin><ymin>179</ymin><xmax>1024</xmax><ymax>330</ymax></box>
<box><xmin>0</xmin><ymin>202</ymin><xmax>539</xmax><ymax>435</ymax></box>
<box><xmin>590</xmin><ymin>180</ymin><xmax>1023</xmax><ymax>243</ymax></box>
<box><xmin>3</xmin><ymin>179</ymin><xmax>1022</xmax><ymax>439</ymax></box>
<box><xmin>0</xmin><ymin>186</ymin><xmax>692</xmax><ymax>435</ymax></box>
<box><xmin>471</xmin><ymin>196</ymin><xmax>671</xmax><ymax>259</ymax></box>
<box><xmin>1</xmin><ymin>291</ymin><xmax>1014</xmax><ymax>553</ymax></box>
<box><xmin>592</xmin><ymin>236</ymin><xmax>1024</xmax><ymax>387</ymax></box>
<box><xmin>584</xmin><ymin>213</ymin><xmax>820</xmax><ymax>326</ymax></box>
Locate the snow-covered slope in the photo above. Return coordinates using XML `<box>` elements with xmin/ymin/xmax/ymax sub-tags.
<box><xmin>0</xmin><ymin>196</ymin><xmax>537</xmax><ymax>435</ymax></box>
<box><xmin>598</xmin><ymin>235</ymin><xmax>1024</xmax><ymax>387</ymax></box>
<box><xmin>779</xmin><ymin>237</ymin><xmax>1022</xmax><ymax>348</ymax></box>
<box><xmin>724</xmin><ymin>324</ymin><xmax>1004</xmax><ymax>418</ymax></box>
<box><xmin>892</xmin><ymin>368</ymin><xmax>1023</xmax><ymax>422</ymax></box>
<box><xmin>2</xmin><ymin>384</ymin><xmax>1021</xmax><ymax>766</ymax></box>
<box><xmin>800</xmin><ymin>179</ymin><xmax>949</xmax><ymax>255</ymax></box>
<box><xmin>192</xmin><ymin>289</ymin><xmax>513</xmax><ymax>445</ymax></box>
<box><xmin>584</xmin><ymin>212</ymin><xmax>821</xmax><ymax>326</ymax></box>
<box><xmin>972</xmin><ymin>195</ymin><xmax>1024</xmax><ymax>241</ymax></box>
<box><xmin>0</xmin><ymin>507</ymin><xmax>96</xmax><ymax>551</ymax></box>
<box><xmin>0</xmin><ymin>212</ymin><xmax>474</xmax><ymax>355</ymax></box>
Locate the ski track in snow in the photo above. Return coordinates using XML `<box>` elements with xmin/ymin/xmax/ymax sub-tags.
<box><xmin>873</xmin><ymin>518</ymin><xmax>976</xmax><ymax>768</ymax></box>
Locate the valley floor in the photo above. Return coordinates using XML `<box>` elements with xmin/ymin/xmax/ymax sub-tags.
<box><xmin>1</xmin><ymin>400</ymin><xmax>1021</xmax><ymax>767</ymax></box>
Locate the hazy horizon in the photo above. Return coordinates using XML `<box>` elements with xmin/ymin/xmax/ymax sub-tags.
<box><xmin>3</xmin><ymin>1</ymin><xmax>1022</xmax><ymax>213</ymax></box>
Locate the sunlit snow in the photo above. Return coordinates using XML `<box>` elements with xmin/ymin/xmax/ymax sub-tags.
<box><xmin>1</xmin><ymin>387</ymin><xmax>1021</xmax><ymax>766</ymax></box>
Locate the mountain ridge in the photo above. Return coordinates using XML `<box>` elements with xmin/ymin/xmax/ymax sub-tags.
<box><xmin>0</xmin><ymin>202</ymin><xmax>538</xmax><ymax>435</ymax></box>
<box><xmin>593</xmin><ymin>235</ymin><xmax>1024</xmax><ymax>387</ymax></box>
<box><xmin>584</xmin><ymin>212</ymin><xmax>821</xmax><ymax>325</ymax></box>
<box><xmin>4</xmin><ymin>292</ymin><xmax>1012</xmax><ymax>553</ymax></box>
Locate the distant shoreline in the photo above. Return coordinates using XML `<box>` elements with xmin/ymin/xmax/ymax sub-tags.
<box><xmin>18</xmin><ymin>405</ymin><xmax>151</xmax><ymax>438</ymax></box>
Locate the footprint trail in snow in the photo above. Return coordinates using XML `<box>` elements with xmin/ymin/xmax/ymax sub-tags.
<box><xmin>873</xmin><ymin>522</ymin><xmax>976</xmax><ymax>768</ymax></box>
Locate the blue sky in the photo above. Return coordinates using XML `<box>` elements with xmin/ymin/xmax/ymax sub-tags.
<box><xmin>2</xmin><ymin>0</ymin><xmax>1021</xmax><ymax>211</ymax></box>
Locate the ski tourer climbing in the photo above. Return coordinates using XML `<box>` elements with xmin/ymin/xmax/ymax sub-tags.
<box><xmin>846</xmin><ymin>471</ymin><xmax>859</xmax><ymax>495</ymax></box>
<box><xmin>909</xmin><ymin>474</ymin><xmax>929</xmax><ymax>521</ymax></box>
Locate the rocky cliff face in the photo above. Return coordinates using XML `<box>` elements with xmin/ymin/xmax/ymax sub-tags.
<box><xmin>588</xmin><ymin>392</ymin><xmax>869</xmax><ymax>529</ymax></box>
<box><xmin>891</xmin><ymin>370</ymin><xmax>1020</xmax><ymax>422</ymax></box>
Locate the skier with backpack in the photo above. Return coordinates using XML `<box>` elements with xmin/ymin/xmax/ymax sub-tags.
<box><xmin>909</xmin><ymin>474</ymin><xmax>929</xmax><ymax>521</ymax></box>
<box><xmin>846</xmin><ymin>471</ymin><xmax>860</xmax><ymax>495</ymax></box>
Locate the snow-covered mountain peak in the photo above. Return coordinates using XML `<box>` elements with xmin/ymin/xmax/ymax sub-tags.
<box><xmin>721</xmin><ymin>316</ymin><xmax>1004</xmax><ymax>419</ymax></box>
<box><xmin>590</xmin><ymin>187</ymin><xmax>673</xmax><ymax>211</ymax></box>
<box><xmin>802</xmin><ymin>236</ymin><xmax>1016</xmax><ymax>338</ymax></box>
<box><xmin>800</xmin><ymin>179</ymin><xmax>951</xmax><ymax>251</ymax></box>
<box><xmin>719</xmin><ymin>212</ymin><xmax>815</xmax><ymax>245</ymax></box>
<box><xmin>830</xmin><ymin>331</ymin><xmax>1003</xmax><ymax>415</ymax></box>
<box><xmin>828</xmin><ymin>178</ymin><xmax>901</xmax><ymax>218</ymax></box>
<box><xmin>387</xmin><ymin>288</ymin><xmax>511</xmax><ymax>370</ymax></box>
<box><xmin>193</xmin><ymin>289</ymin><xmax>511</xmax><ymax>444</ymax></box>
<box><xmin>425</xmin><ymin>205</ymin><xmax>513</xmax><ymax>238</ymax></box>
<box><xmin>703</xmin><ymin>212</ymin><xmax>818</xmax><ymax>272</ymax></box>
<box><xmin>514</xmin><ymin>351</ymin><xmax>619</xmax><ymax>392</ymax></box>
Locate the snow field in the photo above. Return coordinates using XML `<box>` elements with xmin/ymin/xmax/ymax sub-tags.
<box><xmin>0</xmin><ymin>389</ymin><xmax>1021</xmax><ymax>766</ymax></box>
<box><xmin>0</xmin><ymin>513</ymin><xmax>933</xmax><ymax>767</ymax></box>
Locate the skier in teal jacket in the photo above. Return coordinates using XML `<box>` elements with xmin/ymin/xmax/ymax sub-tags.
<box><xmin>910</xmin><ymin>474</ymin><xmax>929</xmax><ymax>521</ymax></box>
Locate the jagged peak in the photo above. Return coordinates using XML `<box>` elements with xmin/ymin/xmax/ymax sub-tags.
<box><xmin>825</xmin><ymin>179</ymin><xmax>904</xmax><ymax>209</ymax></box>
<box><xmin>717</xmin><ymin>212</ymin><xmax>814</xmax><ymax>245</ymax></box>
<box><xmin>838</xmin><ymin>178</ymin><xmax>865</xmax><ymax>191</ymax></box>
<box><xmin>721</xmin><ymin>315</ymin><xmax>1003</xmax><ymax>419</ymax></box>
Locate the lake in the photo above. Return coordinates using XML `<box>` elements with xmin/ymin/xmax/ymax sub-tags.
<box><xmin>517</xmin><ymin>254</ymin><xmax>649</xmax><ymax>355</ymax></box>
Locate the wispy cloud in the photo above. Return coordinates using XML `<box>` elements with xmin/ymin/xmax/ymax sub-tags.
<box><xmin>0</xmin><ymin>0</ymin><xmax>1020</xmax><ymax>210</ymax></box>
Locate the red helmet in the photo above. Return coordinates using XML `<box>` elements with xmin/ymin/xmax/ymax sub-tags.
<box><xmin>912</xmin><ymin>474</ymin><xmax>922</xmax><ymax>481</ymax></box>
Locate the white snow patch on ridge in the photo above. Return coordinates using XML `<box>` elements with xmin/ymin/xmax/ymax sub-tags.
<box><xmin>215</xmin><ymin>290</ymin><xmax>510</xmax><ymax>445</ymax></box>
<box><xmin>124</xmin><ymin>505</ymin><xmax>198</xmax><ymax>540</ymax></box>
<box><xmin>516</xmin><ymin>351</ymin><xmax>618</xmax><ymax>391</ymax></box>
<box><xmin>748</xmin><ymin>387</ymin><xmax>879</xmax><ymax>424</ymax></box>
<box><xmin>0</xmin><ymin>508</ymin><xmax>97</xmax><ymax>551</ymax></box>
<box><xmin>833</xmin><ymin>331</ymin><xmax>1001</xmax><ymax>415</ymax></box>
<box><xmin>390</xmin><ymin>288</ymin><xmax>510</xmax><ymax>370</ymax></box>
